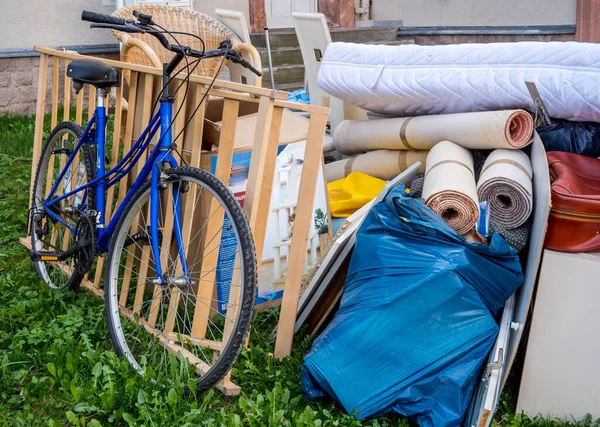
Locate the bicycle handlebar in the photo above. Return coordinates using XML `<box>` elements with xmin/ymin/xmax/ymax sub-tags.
<box><xmin>81</xmin><ymin>10</ymin><xmax>126</xmax><ymax>26</ymax></box>
<box><xmin>81</xmin><ymin>10</ymin><xmax>262</xmax><ymax>77</ymax></box>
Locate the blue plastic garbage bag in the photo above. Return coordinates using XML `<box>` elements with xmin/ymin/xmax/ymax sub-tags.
<box><xmin>301</xmin><ymin>187</ymin><xmax>523</xmax><ymax>426</ymax></box>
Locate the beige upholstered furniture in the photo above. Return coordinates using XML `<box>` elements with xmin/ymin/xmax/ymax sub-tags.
<box><xmin>112</xmin><ymin>5</ymin><xmax>262</xmax><ymax>87</ymax></box>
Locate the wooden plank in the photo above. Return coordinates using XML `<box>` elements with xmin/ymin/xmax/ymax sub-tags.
<box><xmin>186</xmin><ymin>84</ymin><xmax>206</xmax><ymax>168</ymax></box>
<box><xmin>34</xmin><ymin>47</ymin><xmax>288</xmax><ymax>101</ymax></box>
<box><xmin>88</xmin><ymin>86</ymin><xmax>96</xmax><ymax>120</ymax></box>
<box><xmin>273</xmin><ymin>100</ymin><xmax>330</xmax><ymax>115</ymax></box>
<box><xmin>190</xmin><ymin>99</ymin><xmax>239</xmax><ymax>338</ymax></box>
<box><xmin>118</xmin><ymin>71</ymin><xmax>139</xmax><ymax>202</ymax></box>
<box><xmin>51</xmin><ymin>56</ymin><xmax>59</xmax><ymax>128</ymax></box>
<box><xmin>29</xmin><ymin>54</ymin><xmax>49</xmax><ymax>201</ymax></box>
<box><xmin>75</xmin><ymin>88</ymin><xmax>84</xmax><ymax>125</ymax></box>
<box><xmin>244</xmin><ymin>98</ymin><xmax>275</xmax><ymax>233</ymax></box>
<box><xmin>63</xmin><ymin>60</ymin><xmax>71</xmax><ymax>122</ymax></box>
<box><xmin>166</xmin><ymin>332</ymin><xmax>224</xmax><ymax>352</ymax></box>
<box><xmin>132</xmin><ymin>74</ymin><xmax>157</xmax><ymax>316</ymax></box>
<box><xmin>274</xmin><ymin>112</ymin><xmax>327</xmax><ymax>359</ymax></box>
<box><xmin>246</xmin><ymin>105</ymin><xmax>283</xmax><ymax>264</ymax></box>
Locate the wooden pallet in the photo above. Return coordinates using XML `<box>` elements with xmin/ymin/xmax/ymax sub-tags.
<box><xmin>22</xmin><ymin>47</ymin><xmax>329</xmax><ymax>394</ymax></box>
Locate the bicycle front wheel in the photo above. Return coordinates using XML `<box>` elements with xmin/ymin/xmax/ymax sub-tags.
<box><xmin>104</xmin><ymin>166</ymin><xmax>257</xmax><ymax>394</ymax></box>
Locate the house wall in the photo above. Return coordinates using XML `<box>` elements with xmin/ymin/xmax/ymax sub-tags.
<box><xmin>0</xmin><ymin>0</ymin><xmax>116</xmax><ymax>50</ymax></box>
<box><xmin>0</xmin><ymin>0</ymin><xmax>249</xmax><ymax>51</ymax></box>
<box><xmin>371</xmin><ymin>0</ymin><xmax>576</xmax><ymax>26</ymax></box>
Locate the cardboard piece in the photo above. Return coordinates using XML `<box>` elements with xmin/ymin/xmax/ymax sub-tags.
<box><xmin>203</xmin><ymin>98</ymin><xmax>310</xmax><ymax>150</ymax></box>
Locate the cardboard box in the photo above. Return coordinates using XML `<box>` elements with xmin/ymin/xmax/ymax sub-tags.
<box><xmin>202</xmin><ymin>98</ymin><xmax>311</xmax><ymax>150</ymax></box>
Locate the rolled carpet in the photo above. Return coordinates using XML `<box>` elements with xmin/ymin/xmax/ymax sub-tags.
<box><xmin>423</xmin><ymin>141</ymin><xmax>480</xmax><ymax>234</ymax></box>
<box><xmin>477</xmin><ymin>149</ymin><xmax>533</xmax><ymax>229</ymax></box>
<box><xmin>325</xmin><ymin>149</ymin><xmax>428</xmax><ymax>182</ymax></box>
<box><xmin>332</xmin><ymin>110</ymin><xmax>533</xmax><ymax>155</ymax></box>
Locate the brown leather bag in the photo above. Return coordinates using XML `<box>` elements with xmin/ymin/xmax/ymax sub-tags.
<box><xmin>545</xmin><ymin>151</ymin><xmax>600</xmax><ymax>252</ymax></box>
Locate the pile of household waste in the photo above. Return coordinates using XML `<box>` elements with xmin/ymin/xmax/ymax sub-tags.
<box><xmin>299</xmin><ymin>40</ymin><xmax>600</xmax><ymax>427</ymax></box>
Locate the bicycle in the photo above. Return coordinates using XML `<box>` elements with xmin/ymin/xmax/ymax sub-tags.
<box><xmin>28</xmin><ymin>9</ymin><xmax>261</xmax><ymax>394</ymax></box>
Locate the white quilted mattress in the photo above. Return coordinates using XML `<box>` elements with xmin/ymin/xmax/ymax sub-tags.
<box><xmin>317</xmin><ymin>42</ymin><xmax>600</xmax><ymax>122</ymax></box>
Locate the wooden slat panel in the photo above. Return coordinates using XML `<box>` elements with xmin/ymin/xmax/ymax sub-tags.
<box><xmin>118</xmin><ymin>72</ymin><xmax>139</xmax><ymax>203</ymax></box>
<box><xmin>274</xmin><ymin>112</ymin><xmax>328</xmax><ymax>359</ymax></box>
<box><xmin>34</xmin><ymin>46</ymin><xmax>289</xmax><ymax>101</ymax></box>
<box><xmin>190</xmin><ymin>99</ymin><xmax>239</xmax><ymax>338</ymax></box>
<box><xmin>186</xmin><ymin>83</ymin><xmax>206</xmax><ymax>168</ymax></box>
<box><xmin>132</xmin><ymin>74</ymin><xmax>157</xmax><ymax>315</ymax></box>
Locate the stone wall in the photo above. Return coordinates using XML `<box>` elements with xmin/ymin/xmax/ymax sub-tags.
<box><xmin>0</xmin><ymin>53</ymin><xmax>120</xmax><ymax>116</ymax></box>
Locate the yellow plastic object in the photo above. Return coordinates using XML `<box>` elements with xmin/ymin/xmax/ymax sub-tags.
<box><xmin>328</xmin><ymin>172</ymin><xmax>387</xmax><ymax>218</ymax></box>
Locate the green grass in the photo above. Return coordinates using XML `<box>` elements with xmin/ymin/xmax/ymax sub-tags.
<box><xmin>0</xmin><ymin>112</ymin><xmax>598</xmax><ymax>426</ymax></box>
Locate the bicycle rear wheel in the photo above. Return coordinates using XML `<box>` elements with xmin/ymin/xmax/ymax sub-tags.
<box><xmin>31</xmin><ymin>121</ymin><xmax>96</xmax><ymax>290</ymax></box>
<box><xmin>104</xmin><ymin>166</ymin><xmax>257</xmax><ymax>394</ymax></box>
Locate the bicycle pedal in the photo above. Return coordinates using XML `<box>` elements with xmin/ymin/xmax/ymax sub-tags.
<box><xmin>30</xmin><ymin>251</ymin><xmax>60</xmax><ymax>262</ymax></box>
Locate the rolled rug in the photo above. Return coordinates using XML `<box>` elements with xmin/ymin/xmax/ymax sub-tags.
<box><xmin>423</xmin><ymin>141</ymin><xmax>480</xmax><ymax>234</ymax></box>
<box><xmin>332</xmin><ymin>110</ymin><xmax>533</xmax><ymax>155</ymax></box>
<box><xmin>325</xmin><ymin>149</ymin><xmax>428</xmax><ymax>182</ymax></box>
<box><xmin>477</xmin><ymin>149</ymin><xmax>533</xmax><ymax>229</ymax></box>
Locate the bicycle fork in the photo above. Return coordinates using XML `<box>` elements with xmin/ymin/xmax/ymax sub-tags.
<box><xmin>147</xmin><ymin>100</ymin><xmax>189</xmax><ymax>287</ymax></box>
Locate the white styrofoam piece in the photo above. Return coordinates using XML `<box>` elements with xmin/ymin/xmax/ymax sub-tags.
<box><xmin>517</xmin><ymin>250</ymin><xmax>600</xmax><ymax>420</ymax></box>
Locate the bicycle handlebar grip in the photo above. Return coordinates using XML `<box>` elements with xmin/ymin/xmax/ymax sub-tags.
<box><xmin>239</xmin><ymin>58</ymin><xmax>262</xmax><ymax>77</ymax></box>
<box><xmin>81</xmin><ymin>10</ymin><xmax>126</xmax><ymax>26</ymax></box>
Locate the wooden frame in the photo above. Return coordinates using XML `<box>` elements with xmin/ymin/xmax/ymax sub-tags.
<box><xmin>21</xmin><ymin>47</ymin><xmax>329</xmax><ymax>394</ymax></box>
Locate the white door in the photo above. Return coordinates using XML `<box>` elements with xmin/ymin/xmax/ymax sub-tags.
<box><xmin>265</xmin><ymin>0</ymin><xmax>315</xmax><ymax>29</ymax></box>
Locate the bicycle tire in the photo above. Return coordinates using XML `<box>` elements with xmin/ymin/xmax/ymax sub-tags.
<box><xmin>31</xmin><ymin>121</ymin><xmax>96</xmax><ymax>291</ymax></box>
<box><xmin>104</xmin><ymin>166</ymin><xmax>257</xmax><ymax>395</ymax></box>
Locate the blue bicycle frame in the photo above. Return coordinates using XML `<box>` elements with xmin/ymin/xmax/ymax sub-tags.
<box><xmin>43</xmin><ymin>86</ymin><xmax>187</xmax><ymax>283</ymax></box>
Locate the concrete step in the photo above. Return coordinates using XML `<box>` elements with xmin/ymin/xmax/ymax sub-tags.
<box><xmin>258</xmin><ymin>47</ymin><xmax>303</xmax><ymax>66</ymax></box>
<box><xmin>251</xmin><ymin>26</ymin><xmax>402</xmax><ymax>49</ymax></box>
<box><xmin>261</xmin><ymin>64</ymin><xmax>305</xmax><ymax>85</ymax></box>
<box><xmin>251</xmin><ymin>31</ymin><xmax>299</xmax><ymax>49</ymax></box>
